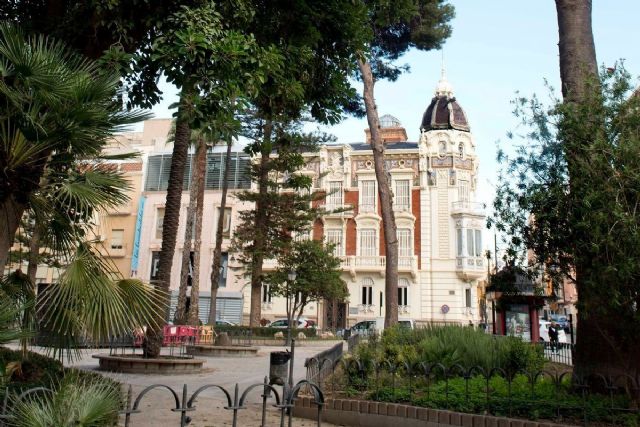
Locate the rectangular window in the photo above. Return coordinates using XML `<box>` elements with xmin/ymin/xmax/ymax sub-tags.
<box><xmin>360</xmin><ymin>180</ymin><xmax>376</xmax><ymax>212</ymax></box>
<box><xmin>359</xmin><ymin>229</ymin><xmax>377</xmax><ymax>257</ymax></box>
<box><xmin>394</xmin><ymin>180</ymin><xmax>410</xmax><ymax>211</ymax></box>
<box><xmin>326</xmin><ymin>229</ymin><xmax>343</xmax><ymax>257</ymax></box>
<box><xmin>327</xmin><ymin>181</ymin><xmax>343</xmax><ymax>209</ymax></box>
<box><xmin>457</xmin><ymin>229</ymin><xmax>463</xmax><ymax>257</ymax></box>
<box><xmin>217</xmin><ymin>207</ymin><xmax>232</xmax><ymax>238</ymax></box>
<box><xmin>397</xmin><ymin>229</ymin><xmax>412</xmax><ymax>258</ymax></box>
<box><xmin>361</xmin><ymin>285</ymin><xmax>373</xmax><ymax>305</ymax></box>
<box><xmin>155</xmin><ymin>208</ymin><xmax>165</xmax><ymax>240</ymax></box>
<box><xmin>458</xmin><ymin>180</ymin><xmax>470</xmax><ymax>203</ymax></box>
<box><xmin>475</xmin><ymin>230</ymin><xmax>482</xmax><ymax>258</ymax></box>
<box><xmin>467</xmin><ymin>229</ymin><xmax>474</xmax><ymax>257</ymax></box>
<box><xmin>465</xmin><ymin>288</ymin><xmax>472</xmax><ymax>308</ymax></box>
<box><xmin>398</xmin><ymin>286</ymin><xmax>408</xmax><ymax>306</ymax></box>
<box><xmin>145</xmin><ymin>153</ymin><xmax>252</xmax><ymax>191</ymax></box>
<box><xmin>262</xmin><ymin>284</ymin><xmax>272</xmax><ymax>303</ymax></box>
<box><xmin>150</xmin><ymin>251</ymin><xmax>161</xmax><ymax>281</ymax></box>
<box><xmin>218</xmin><ymin>253</ymin><xmax>228</xmax><ymax>288</ymax></box>
<box><xmin>110</xmin><ymin>229</ymin><xmax>124</xmax><ymax>249</ymax></box>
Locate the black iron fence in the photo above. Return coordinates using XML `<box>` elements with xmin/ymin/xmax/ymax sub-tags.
<box><xmin>307</xmin><ymin>355</ymin><xmax>639</xmax><ymax>426</ymax></box>
<box><xmin>0</xmin><ymin>378</ymin><xmax>325</xmax><ymax>427</ymax></box>
<box><xmin>305</xmin><ymin>342</ymin><xmax>343</xmax><ymax>384</ymax></box>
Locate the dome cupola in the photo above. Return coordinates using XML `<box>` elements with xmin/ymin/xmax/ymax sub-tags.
<box><xmin>420</xmin><ymin>68</ymin><xmax>470</xmax><ymax>132</ymax></box>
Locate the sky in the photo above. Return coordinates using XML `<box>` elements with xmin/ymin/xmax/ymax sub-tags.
<box><xmin>144</xmin><ymin>1</ymin><xmax>640</xmax><ymax>248</ymax></box>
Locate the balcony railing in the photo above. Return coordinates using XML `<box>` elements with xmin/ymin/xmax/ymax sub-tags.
<box><xmin>321</xmin><ymin>203</ymin><xmax>354</xmax><ymax>217</ymax></box>
<box><xmin>455</xmin><ymin>256</ymin><xmax>485</xmax><ymax>279</ymax></box>
<box><xmin>451</xmin><ymin>201</ymin><xmax>485</xmax><ymax>215</ymax></box>
<box><xmin>266</xmin><ymin>255</ymin><xmax>418</xmax><ymax>277</ymax></box>
<box><xmin>392</xmin><ymin>204</ymin><xmax>411</xmax><ymax>213</ymax></box>
<box><xmin>359</xmin><ymin>204</ymin><xmax>376</xmax><ymax>214</ymax></box>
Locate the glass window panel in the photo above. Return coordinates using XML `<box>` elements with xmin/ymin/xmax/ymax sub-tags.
<box><xmin>326</xmin><ymin>229</ymin><xmax>343</xmax><ymax>256</ymax></box>
<box><xmin>327</xmin><ymin>181</ymin><xmax>343</xmax><ymax>208</ymax></box>
<box><xmin>359</xmin><ymin>229</ymin><xmax>377</xmax><ymax>256</ymax></box>
<box><xmin>360</xmin><ymin>180</ymin><xmax>376</xmax><ymax>212</ymax></box>
<box><xmin>398</xmin><ymin>229</ymin><xmax>412</xmax><ymax>257</ymax></box>
<box><xmin>475</xmin><ymin>230</ymin><xmax>482</xmax><ymax>257</ymax></box>
<box><xmin>394</xmin><ymin>180</ymin><xmax>410</xmax><ymax>210</ymax></box>
<box><xmin>457</xmin><ymin>229</ymin><xmax>463</xmax><ymax>256</ymax></box>
<box><xmin>467</xmin><ymin>229</ymin><xmax>474</xmax><ymax>257</ymax></box>
<box><xmin>156</xmin><ymin>208</ymin><xmax>165</xmax><ymax>240</ymax></box>
<box><xmin>110</xmin><ymin>229</ymin><xmax>124</xmax><ymax>249</ymax></box>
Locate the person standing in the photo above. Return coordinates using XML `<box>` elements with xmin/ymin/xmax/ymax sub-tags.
<box><xmin>549</xmin><ymin>321</ymin><xmax>559</xmax><ymax>353</ymax></box>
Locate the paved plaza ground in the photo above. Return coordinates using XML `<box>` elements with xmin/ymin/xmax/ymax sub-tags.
<box><xmin>53</xmin><ymin>342</ymin><xmax>341</xmax><ymax>426</ymax></box>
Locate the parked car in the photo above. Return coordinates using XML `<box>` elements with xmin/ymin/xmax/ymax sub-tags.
<box><xmin>215</xmin><ymin>319</ymin><xmax>237</xmax><ymax>327</ymax></box>
<box><xmin>550</xmin><ymin>314</ymin><xmax>571</xmax><ymax>332</ymax></box>
<box><xmin>539</xmin><ymin>320</ymin><xmax>568</xmax><ymax>343</ymax></box>
<box><xmin>339</xmin><ymin>318</ymin><xmax>415</xmax><ymax>339</ymax></box>
<box><xmin>268</xmin><ymin>318</ymin><xmax>314</xmax><ymax>329</ymax></box>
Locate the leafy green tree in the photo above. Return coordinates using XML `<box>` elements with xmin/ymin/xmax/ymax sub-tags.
<box><xmin>491</xmin><ymin>67</ymin><xmax>640</xmax><ymax>375</ymax></box>
<box><xmin>233</xmin><ymin>0</ymin><xmax>369</xmax><ymax>326</ymax></box>
<box><xmin>356</xmin><ymin>0</ymin><xmax>454</xmax><ymax>327</ymax></box>
<box><xmin>232</xmin><ymin>125</ymin><xmax>328</xmax><ymax>323</ymax></box>
<box><xmin>132</xmin><ymin>3</ymin><xmax>278</xmax><ymax>356</ymax></box>
<box><xmin>265</xmin><ymin>240</ymin><xmax>347</xmax><ymax>343</ymax></box>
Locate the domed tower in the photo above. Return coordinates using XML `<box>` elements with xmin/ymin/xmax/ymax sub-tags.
<box><xmin>417</xmin><ymin>67</ymin><xmax>485</xmax><ymax>323</ymax></box>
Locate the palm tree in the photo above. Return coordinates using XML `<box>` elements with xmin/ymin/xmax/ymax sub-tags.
<box><xmin>0</xmin><ymin>22</ymin><xmax>163</xmax><ymax>360</ymax></box>
<box><xmin>0</xmin><ymin>21</ymin><xmax>146</xmax><ymax>273</ymax></box>
<box><xmin>175</xmin><ymin>135</ymin><xmax>206</xmax><ymax>325</ymax></box>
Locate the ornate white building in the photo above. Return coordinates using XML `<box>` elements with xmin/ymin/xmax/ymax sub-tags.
<box><xmin>122</xmin><ymin>72</ymin><xmax>487</xmax><ymax>328</ymax></box>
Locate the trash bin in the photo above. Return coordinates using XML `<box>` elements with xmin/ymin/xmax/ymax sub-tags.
<box><xmin>269</xmin><ymin>351</ymin><xmax>290</xmax><ymax>385</ymax></box>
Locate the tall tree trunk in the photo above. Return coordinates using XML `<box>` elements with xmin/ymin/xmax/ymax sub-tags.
<box><xmin>249</xmin><ymin>123</ymin><xmax>272</xmax><ymax>327</ymax></box>
<box><xmin>187</xmin><ymin>138</ymin><xmax>207</xmax><ymax>325</ymax></box>
<box><xmin>175</xmin><ymin>140</ymin><xmax>203</xmax><ymax>325</ymax></box>
<box><xmin>143</xmin><ymin>93</ymin><xmax>192</xmax><ymax>358</ymax></box>
<box><xmin>357</xmin><ymin>58</ymin><xmax>399</xmax><ymax>328</ymax></box>
<box><xmin>209</xmin><ymin>138</ymin><xmax>234</xmax><ymax>324</ymax></box>
<box><xmin>554</xmin><ymin>0</ymin><xmax>636</xmax><ymax>375</ymax></box>
<box><xmin>555</xmin><ymin>0</ymin><xmax>598</xmax><ymax>103</ymax></box>
<box><xmin>0</xmin><ymin>195</ymin><xmax>27</xmax><ymax>275</ymax></box>
<box><xmin>26</xmin><ymin>225</ymin><xmax>41</xmax><ymax>286</ymax></box>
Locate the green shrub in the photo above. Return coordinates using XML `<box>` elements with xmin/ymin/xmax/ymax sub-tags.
<box><xmin>350</xmin><ymin>325</ymin><xmax>544</xmax><ymax>373</ymax></box>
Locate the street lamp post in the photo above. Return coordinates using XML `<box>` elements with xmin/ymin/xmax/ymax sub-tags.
<box><xmin>286</xmin><ymin>270</ymin><xmax>297</xmax><ymax>346</ymax></box>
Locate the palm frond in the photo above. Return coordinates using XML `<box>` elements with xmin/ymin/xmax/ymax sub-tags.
<box><xmin>37</xmin><ymin>242</ymin><xmax>166</xmax><ymax>360</ymax></box>
<box><xmin>11</xmin><ymin>374</ymin><xmax>120</xmax><ymax>427</ymax></box>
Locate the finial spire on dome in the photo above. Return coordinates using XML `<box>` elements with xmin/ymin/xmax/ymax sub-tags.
<box><xmin>435</xmin><ymin>50</ymin><xmax>453</xmax><ymax>97</ymax></box>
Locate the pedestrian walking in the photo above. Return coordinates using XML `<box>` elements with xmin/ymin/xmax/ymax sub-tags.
<box><xmin>548</xmin><ymin>321</ymin><xmax>559</xmax><ymax>353</ymax></box>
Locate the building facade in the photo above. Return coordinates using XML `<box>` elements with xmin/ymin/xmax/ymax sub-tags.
<box><xmin>127</xmin><ymin>72</ymin><xmax>487</xmax><ymax>327</ymax></box>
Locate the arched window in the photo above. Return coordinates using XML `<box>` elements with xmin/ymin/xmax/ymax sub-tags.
<box><xmin>361</xmin><ymin>277</ymin><xmax>374</xmax><ymax>305</ymax></box>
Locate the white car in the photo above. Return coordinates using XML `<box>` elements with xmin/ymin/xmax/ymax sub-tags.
<box><xmin>538</xmin><ymin>320</ymin><xmax>568</xmax><ymax>343</ymax></box>
<box><xmin>268</xmin><ymin>318</ymin><xmax>312</xmax><ymax>329</ymax></box>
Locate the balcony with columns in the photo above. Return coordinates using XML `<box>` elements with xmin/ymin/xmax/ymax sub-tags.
<box><xmin>263</xmin><ymin>254</ymin><xmax>419</xmax><ymax>280</ymax></box>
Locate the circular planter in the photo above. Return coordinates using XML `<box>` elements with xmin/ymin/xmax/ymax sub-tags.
<box><xmin>185</xmin><ymin>345</ymin><xmax>259</xmax><ymax>358</ymax></box>
<box><xmin>92</xmin><ymin>354</ymin><xmax>205</xmax><ymax>374</ymax></box>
